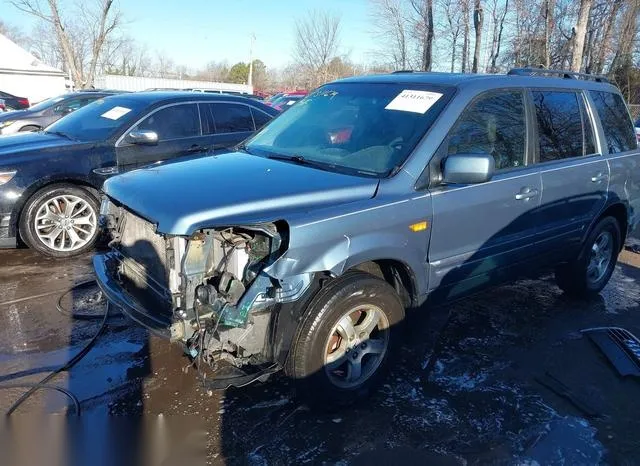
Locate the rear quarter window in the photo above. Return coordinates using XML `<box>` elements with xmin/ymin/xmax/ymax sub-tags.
<box><xmin>591</xmin><ymin>91</ymin><xmax>636</xmax><ymax>153</ymax></box>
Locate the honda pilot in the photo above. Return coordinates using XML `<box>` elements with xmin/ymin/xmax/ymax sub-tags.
<box><xmin>95</xmin><ymin>69</ymin><xmax>640</xmax><ymax>403</ymax></box>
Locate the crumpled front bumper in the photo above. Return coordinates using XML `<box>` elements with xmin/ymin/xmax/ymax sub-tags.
<box><xmin>93</xmin><ymin>252</ymin><xmax>171</xmax><ymax>338</ymax></box>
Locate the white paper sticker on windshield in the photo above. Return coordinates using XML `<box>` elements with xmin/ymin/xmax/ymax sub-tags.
<box><xmin>385</xmin><ymin>90</ymin><xmax>443</xmax><ymax>114</ymax></box>
<box><xmin>101</xmin><ymin>106</ymin><xmax>132</xmax><ymax>120</ymax></box>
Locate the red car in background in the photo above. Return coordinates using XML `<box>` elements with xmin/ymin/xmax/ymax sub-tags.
<box><xmin>265</xmin><ymin>91</ymin><xmax>307</xmax><ymax>112</ymax></box>
<box><xmin>0</xmin><ymin>91</ymin><xmax>30</xmax><ymax>111</ymax></box>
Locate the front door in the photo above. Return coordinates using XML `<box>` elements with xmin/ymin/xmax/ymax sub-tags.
<box><xmin>116</xmin><ymin>103</ymin><xmax>209</xmax><ymax>171</ymax></box>
<box><xmin>532</xmin><ymin>90</ymin><xmax>609</xmax><ymax>259</ymax></box>
<box><xmin>428</xmin><ymin>89</ymin><xmax>540</xmax><ymax>301</ymax></box>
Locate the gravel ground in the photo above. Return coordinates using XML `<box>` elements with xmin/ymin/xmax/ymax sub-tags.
<box><xmin>1</xmin><ymin>248</ymin><xmax>639</xmax><ymax>465</ymax></box>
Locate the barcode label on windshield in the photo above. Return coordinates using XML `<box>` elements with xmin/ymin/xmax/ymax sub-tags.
<box><xmin>385</xmin><ymin>90</ymin><xmax>442</xmax><ymax>114</ymax></box>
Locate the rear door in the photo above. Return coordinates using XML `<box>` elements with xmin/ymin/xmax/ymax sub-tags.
<box><xmin>591</xmin><ymin>90</ymin><xmax>640</xmax><ymax>233</ymax></box>
<box><xmin>116</xmin><ymin>103</ymin><xmax>208</xmax><ymax>170</ymax></box>
<box><xmin>532</xmin><ymin>90</ymin><xmax>608</xmax><ymax>258</ymax></box>
<box><xmin>199</xmin><ymin>102</ymin><xmax>257</xmax><ymax>152</ymax></box>
<box><xmin>428</xmin><ymin>89</ymin><xmax>541</xmax><ymax>300</ymax></box>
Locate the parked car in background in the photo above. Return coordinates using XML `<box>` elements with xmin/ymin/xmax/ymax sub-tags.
<box><xmin>265</xmin><ymin>91</ymin><xmax>307</xmax><ymax>111</ymax></box>
<box><xmin>634</xmin><ymin>118</ymin><xmax>640</xmax><ymax>143</ymax></box>
<box><xmin>96</xmin><ymin>69</ymin><xmax>640</xmax><ymax>403</ymax></box>
<box><xmin>0</xmin><ymin>91</ymin><xmax>117</xmax><ymax>135</ymax></box>
<box><xmin>0</xmin><ymin>92</ymin><xmax>277</xmax><ymax>257</ymax></box>
<box><xmin>0</xmin><ymin>91</ymin><xmax>30</xmax><ymax>111</ymax></box>
<box><xmin>0</xmin><ymin>99</ymin><xmax>6</xmax><ymax>112</ymax></box>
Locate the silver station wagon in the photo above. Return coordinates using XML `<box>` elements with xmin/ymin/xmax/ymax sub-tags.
<box><xmin>95</xmin><ymin>68</ymin><xmax>640</xmax><ymax>404</ymax></box>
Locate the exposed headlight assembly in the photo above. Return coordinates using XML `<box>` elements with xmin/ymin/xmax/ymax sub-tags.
<box><xmin>0</xmin><ymin>171</ymin><xmax>17</xmax><ymax>186</ymax></box>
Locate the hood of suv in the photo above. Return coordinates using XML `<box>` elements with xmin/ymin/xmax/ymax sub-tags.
<box><xmin>104</xmin><ymin>152</ymin><xmax>379</xmax><ymax>235</ymax></box>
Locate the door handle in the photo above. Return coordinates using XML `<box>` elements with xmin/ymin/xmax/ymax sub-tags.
<box><xmin>515</xmin><ymin>188</ymin><xmax>539</xmax><ymax>200</ymax></box>
<box><xmin>591</xmin><ymin>173</ymin><xmax>608</xmax><ymax>183</ymax></box>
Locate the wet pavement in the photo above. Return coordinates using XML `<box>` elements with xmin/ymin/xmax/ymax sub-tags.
<box><xmin>1</xmin><ymin>248</ymin><xmax>639</xmax><ymax>465</ymax></box>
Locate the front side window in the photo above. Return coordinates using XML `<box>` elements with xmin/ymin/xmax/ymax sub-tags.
<box><xmin>251</xmin><ymin>107</ymin><xmax>272</xmax><ymax>129</ymax></box>
<box><xmin>447</xmin><ymin>90</ymin><xmax>526</xmax><ymax>170</ymax></box>
<box><xmin>135</xmin><ymin>103</ymin><xmax>200</xmax><ymax>140</ymax></box>
<box><xmin>591</xmin><ymin>91</ymin><xmax>636</xmax><ymax>153</ymax></box>
<box><xmin>533</xmin><ymin>91</ymin><xmax>584</xmax><ymax>162</ymax></box>
<box><xmin>210</xmin><ymin>103</ymin><xmax>254</xmax><ymax>133</ymax></box>
<box><xmin>53</xmin><ymin>98</ymin><xmax>89</xmax><ymax>115</ymax></box>
<box><xmin>246</xmin><ymin>83</ymin><xmax>454</xmax><ymax>176</ymax></box>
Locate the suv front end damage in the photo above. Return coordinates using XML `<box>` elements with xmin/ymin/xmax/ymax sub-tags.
<box><xmin>95</xmin><ymin>200</ymin><xmax>314</xmax><ymax>387</ymax></box>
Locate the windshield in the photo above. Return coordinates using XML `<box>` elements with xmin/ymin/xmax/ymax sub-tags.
<box><xmin>29</xmin><ymin>95</ymin><xmax>66</xmax><ymax>112</ymax></box>
<box><xmin>246</xmin><ymin>83</ymin><xmax>453</xmax><ymax>176</ymax></box>
<box><xmin>44</xmin><ymin>97</ymin><xmax>147</xmax><ymax>141</ymax></box>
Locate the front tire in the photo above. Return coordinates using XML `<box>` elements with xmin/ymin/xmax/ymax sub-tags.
<box><xmin>286</xmin><ymin>271</ymin><xmax>405</xmax><ymax>406</ymax></box>
<box><xmin>19</xmin><ymin>184</ymin><xmax>100</xmax><ymax>258</ymax></box>
<box><xmin>555</xmin><ymin>216</ymin><xmax>621</xmax><ymax>296</ymax></box>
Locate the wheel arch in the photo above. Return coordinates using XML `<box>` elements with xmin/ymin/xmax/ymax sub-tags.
<box><xmin>591</xmin><ymin>202</ymin><xmax>629</xmax><ymax>251</ymax></box>
<box><xmin>10</xmin><ymin>175</ymin><xmax>100</xmax><ymax>240</ymax></box>
<box><xmin>348</xmin><ymin>259</ymin><xmax>419</xmax><ymax>308</ymax></box>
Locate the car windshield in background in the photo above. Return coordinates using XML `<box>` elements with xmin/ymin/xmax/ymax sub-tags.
<box><xmin>246</xmin><ymin>83</ymin><xmax>453</xmax><ymax>176</ymax></box>
<box><xmin>44</xmin><ymin>97</ymin><xmax>146</xmax><ymax>141</ymax></box>
<box><xmin>28</xmin><ymin>95</ymin><xmax>66</xmax><ymax>112</ymax></box>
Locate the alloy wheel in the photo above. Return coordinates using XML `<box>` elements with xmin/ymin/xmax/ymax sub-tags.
<box><xmin>324</xmin><ymin>304</ymin><xmax>390</xmax><ymax>389</ymax></box>
<box><xmin>34</xmin><ymin>194</ymin><xmax>97</xmax><ymax>252</ymax></box>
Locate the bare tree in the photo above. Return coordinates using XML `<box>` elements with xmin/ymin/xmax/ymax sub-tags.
<box><xmin>369</xmin><ymin>0</ymin><xmax>410</xmax><ymax>69</ymax></box>
<box><xmin>9</xmin><ymin>0</ymin><xmax>122</xmax><ymax>88</ymax></box>
<box><xmin>569</xmin><ymin>0</ymin><xmax>594</xmax><ymax>71</ymax></box>
<box><xmin>472</xmin><ymin>0</ymin><xmax>484</xmax><ymax>72</ymax></box>
<box><xmin>542</xmin><ymin>0</ymin><xmax>556</xmax><ymax>68</ymax></box>
<box><xmin>0</xmin><ymin>20</ymin><xmax>28</xmax><ymax>46</ymax></box>
<box><xmin>611</xmin><ymin>0</ymin><xmax>640</xmax><ymax>71</ymax></box>
<box><xmin>293</xmin><ymin>10</ymin><xmax>342</xmax><ymax>87</ymax></box>
<box><xmin>461</xmin><ymin>0</ymin><xmax>471</xmax><ymax>72</ymax></box>
<box><xmin>440</xmin><ymin>0</ymin><xmax>465</xmax><ymax>72</ymax></box>
<box><xmin>409</xmin><ymin>0</ymin><xmax>434</xmax><ymax>71</ymax></box>
<box><xmin>486</xmin><ymin>0</ymin><xmax>509</xmax><ymax>72</ymax></box>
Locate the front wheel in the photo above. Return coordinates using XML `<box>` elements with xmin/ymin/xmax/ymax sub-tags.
<box><xmin>555</xmin><ymin>216</ymin><xmax>621</xmax><ymax>296</ymax></box>
<box><xmin>19</xmin><ymin>184</ymin><xmax>100</xmax><ymax>258</ymax></box>
<box><xmin>286</xmin><ymin>271</ymin><xmax>405</xmax><ymax>406</ymax></box>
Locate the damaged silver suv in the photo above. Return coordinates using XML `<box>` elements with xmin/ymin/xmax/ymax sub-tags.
<box><xmin>95</xmin><ymin>69</ymin><xmax>640</xmax><ymax>403</ymax></box>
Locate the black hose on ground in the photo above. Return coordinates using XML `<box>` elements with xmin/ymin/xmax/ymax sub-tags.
<box><xmin>0</xmin><ymin>280</ymin><xmax>110</xmax><ymax>416</ymax></box>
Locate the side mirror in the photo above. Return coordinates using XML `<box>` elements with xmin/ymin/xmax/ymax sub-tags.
<box><xmin>443</xmin><ymin>153</ymin><xmax>495</xmax><ymax>184</ymax></box>
<box><xmin>126</xmin><ymin>129</ymin><xmax>158</xmax><ymax>146</ymax></box>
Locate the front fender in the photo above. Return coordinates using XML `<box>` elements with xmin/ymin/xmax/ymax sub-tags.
<box><xmin>264</xmin><ymin>193</ymin><xmax>433</xmax><ymax>298</ymax></box>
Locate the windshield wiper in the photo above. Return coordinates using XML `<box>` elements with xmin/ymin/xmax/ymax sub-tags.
<box><xmin>45</xmin><ymin>130</ymin><xmax>77</xmax><ymax>141</ymax></box>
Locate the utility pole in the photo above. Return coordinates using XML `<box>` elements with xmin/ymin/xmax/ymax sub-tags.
<box><xmin>248</xmin><ymin>33</ymin><xmax>256</xmax><ymax>88</ymax></box>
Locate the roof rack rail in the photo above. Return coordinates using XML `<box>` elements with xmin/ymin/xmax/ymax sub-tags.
<box><xmin>392</xmin><ymin>69</ymin><xmax>415</xmax><ymax>74</ymax></box>
<box><xmin>507</xmin><ymin>67</ymin><xmax>609</xmax><ymax>83</ymax></box>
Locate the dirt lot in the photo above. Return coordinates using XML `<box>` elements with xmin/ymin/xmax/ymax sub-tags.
<box><xmin>1</xmin><ymin>248</ymin><xmax>639</xmax><ymax>465</ymax></box>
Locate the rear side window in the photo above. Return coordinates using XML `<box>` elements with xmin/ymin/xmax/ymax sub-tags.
<box><xmin>591</xmin><ymin>91</ymin><xmax>636</xmax><ymax>153</ymax></box>
<box><xmin>135</xmin><ymin>104</ymin><xmax>200</xmax><ymax>140</ymax></box>
<box><xmin>251</xmin><ymin>107</ymin><xmax>272</xmax><ymax>129</ymax></box>
<box><xmin>447</xmin><ymin>90</ymin><xmax>526</xmax><ymax>170</ymax></box>
<box><xmin>533</xmin><ymin>91</ymin><xmax>584</xmax><ymax>162</ymax></box>
<box><xmin>211</xmin><ymin>103</ymin><xmax>254</xmax><ymax>133</ymax></box>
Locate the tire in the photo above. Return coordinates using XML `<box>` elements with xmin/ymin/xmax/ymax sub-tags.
<box><xmin>18</xmin><ymin>125</ymin><xmax>40</xmax><ymax>132</ymax></box>
<box><xmin>555</xmin><ymin>216</ymin><xmax>621</xmax><ymax>297</ymax></box>
<box><xmin>286</xmin><ymin>271</ymin><xmax>405</xmax><ymax>407</ymax></box>
<box><xmin>19</xmin><ymin>184</ymin><xmax>100</xmax><ymax>258</ymax></box>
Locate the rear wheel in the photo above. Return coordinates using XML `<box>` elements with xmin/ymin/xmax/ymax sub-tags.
<box><xmin>19</xmin><ymin>184</ymin><xmax>100</xmax><ymax>258</ymax></box>
<box><xmin>286</xmin><ymin>271</ymin><xmax>405</xmax><ymax>406</ymax></box>
<box><xmin>555</xmin><ymin>216</ymin><xmax>621</xmax><ymax>296</ymax></box>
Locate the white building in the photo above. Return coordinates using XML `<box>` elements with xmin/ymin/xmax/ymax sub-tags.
<box><xmin>0</xmin><ymin>33</ymin><xmax>67</xmax><ymax>104</ymax></box>
<box><xmin>95</xmin><ymin>74</ymin><xmax>253</xmax><ymax>95</ymax></box>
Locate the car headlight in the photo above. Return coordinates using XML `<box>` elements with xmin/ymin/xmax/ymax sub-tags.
<box><xmin>0</xmin><ymin>171</ymin><xmax>16</xmax><ymax>186</ymax></box>
<box><xmin>0</xmin><ymin>121</ymin><xmax>15</xmax><ymax>129</ymax></box>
